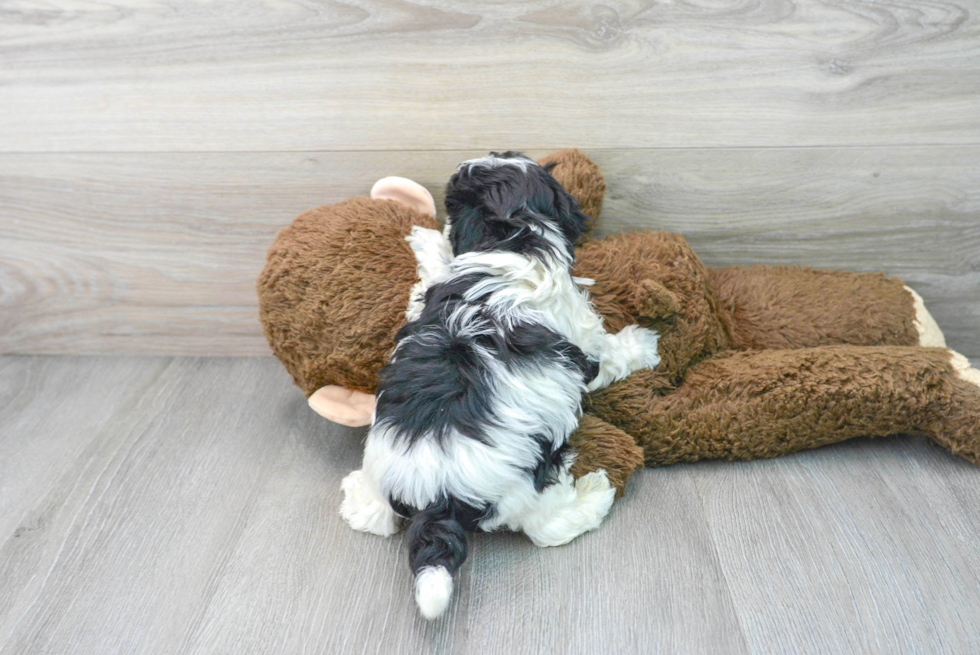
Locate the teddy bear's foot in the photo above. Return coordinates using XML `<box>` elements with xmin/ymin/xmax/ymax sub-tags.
<box><xmin>925</xmin><ymin>350</ymin><xmax>980</xmax><ymax>466</ymax></box>
<box><xmin>905</xmin><ymin>286</ymin><xmax>947</xmax><ymax>347</ymax></box>
<box><xmin>340</xmin><ymin>470</ymin><xmax>401</xmax><ymax>536</ymax></box>
<box><xmin>514</xmin><ymin>470</ymin><xmax>616</xmax><ymax>547</ymax></box>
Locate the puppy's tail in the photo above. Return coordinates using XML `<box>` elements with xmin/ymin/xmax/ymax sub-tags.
<box><xmin>407</xmin><ymin>500</ymin><xmax>469</xmax><ymax>620</ymax></box>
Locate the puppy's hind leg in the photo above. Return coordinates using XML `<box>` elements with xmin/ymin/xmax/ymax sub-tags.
<box><xmin>516</xmin><ymin>470</ymin><xmax>616</xmax><ymax>547</ymax></box>
<box><xmin>340</xmin><ymin>470</ymin><xmax>401</xmax><ymax>536</ymax></box>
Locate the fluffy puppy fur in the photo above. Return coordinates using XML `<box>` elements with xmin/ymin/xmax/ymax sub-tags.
<box><xmin>340</xmin><ymin>152</ymin><xmax>661</xmax><ymax>619</ymax></box>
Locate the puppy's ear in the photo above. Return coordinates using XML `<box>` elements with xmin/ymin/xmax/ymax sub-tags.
<box><xmin>539</xmin><ymin>175</ymin><xmax>592</xmax><ymax>245</ymax></box>
<box><xmin>443</xmin><ymin>169</ymin><xmax>477</xmax><ymax>221</ymax></box>
<box><xmin>536</xmin><ymin>150</ymin><xmax>605</xmax><ymax>222</ymax></box>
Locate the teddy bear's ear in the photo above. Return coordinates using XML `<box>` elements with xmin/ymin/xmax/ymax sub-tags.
<box><xmin>536</xmin><ymin>149</ymin><xmax>606</xmax><ymax>225</ymax></box>
<box><xmin>371</xmin><ymin>176</ymin><xmax>437</xmax><ymax>218</ymax></box>
<box><xmin>635</xmin><ymin>279</ymin><xmax>682</xmax><ymax>321</ymax></box>
<box><xmin>308</xmin><ymin>385</ymin><xmax>376</xmax><ymax>427</ymax></box>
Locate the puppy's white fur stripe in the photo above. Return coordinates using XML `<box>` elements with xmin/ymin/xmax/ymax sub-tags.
<box><xmin>405</xmin><ymin>226</ymin><xmax>454</xmax><ymax>322</ymax></box>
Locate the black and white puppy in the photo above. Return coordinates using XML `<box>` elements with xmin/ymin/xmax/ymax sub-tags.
<box><xmin>340</xmin><ymin>152</ymin><xmax>661</xmax><ymax>619</ymax></box>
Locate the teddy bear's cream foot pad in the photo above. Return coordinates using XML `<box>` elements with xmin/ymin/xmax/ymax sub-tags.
<box><xmin>906</xmin><ymin>285</ymin><xmax>947</xmax><ymax>348</ymax></box>
<box><xmin>949</xmin><ymin>350</ymin><xmax>980</xmax><ymax>388</ymax></box>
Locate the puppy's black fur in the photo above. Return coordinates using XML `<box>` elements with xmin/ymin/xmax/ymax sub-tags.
<box><xmin>445</xmin><ymin>151</ymin><xmax>591</xmax><ymax>261</ymax></box>
<box><xmin>376</xmin><ymin>273</ymin><xmax>597</xmax><ymax>446</ymax></box>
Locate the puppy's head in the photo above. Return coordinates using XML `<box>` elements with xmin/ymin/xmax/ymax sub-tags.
<box><xmin>444</xmin><ymin>151</ymin><xmax>591</xmax><ymax>262</ymax></box>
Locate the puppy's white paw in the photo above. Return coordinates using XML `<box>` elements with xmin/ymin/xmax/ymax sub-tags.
<box><xmin>587</xmin><ymin>325</ymin><xmax>661</xmax><ymax>391</ymax></box>
<box><xmin>523</xmin><ymin>470</ymin><xmax>616</xmax><ymax>548</ymax></box>
<box><xmin>340</xmin><ymin>470</ymin><xmax>400</xmax><ymax>536</ymax></box>
<box><xmin>574</xmin><ymin>470</ymin><xmax>616</xmax><ymax>518</ymax></box>
<box><xmin>617</xmin><ymin>324</ymin><xmax>662</xmax><ymax>370</ymax></box>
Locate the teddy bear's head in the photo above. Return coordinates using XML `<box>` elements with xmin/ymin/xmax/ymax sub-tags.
<box><xmin>257</xmin><ymin>195</ymin><xmax>439</xmax><ymax>397</ymax></box>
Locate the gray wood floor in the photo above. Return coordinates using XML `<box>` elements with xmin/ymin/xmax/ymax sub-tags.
<box><xmin>2</xmin><ymin>355</ymin><xmax>979</xmax><ymax>654</ymax></box>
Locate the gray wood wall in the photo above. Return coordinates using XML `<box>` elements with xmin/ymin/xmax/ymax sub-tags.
<box><xmin>2</xmin><ymin>1</ymin><xmax>978</xmax><ymax>357</ymax></box>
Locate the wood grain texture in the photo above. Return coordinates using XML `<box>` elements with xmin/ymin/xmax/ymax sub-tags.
<box><xmin>1</xmin><ymin>0</ymin><xmax>979</xmax><ymax>152</ymax></box>
<box><xmin>691</xmin><ymin>441</ymin><xmax>980</xmax><ymax>654</ymax></box>
<box><xmin>2</xmin><ymin>356</ymin><xmax>980</xmax><ymax>654</ymax></box>
<box><xmin>0</xmin><ymin>357</ymin><xmax>292</xmax><ymax>654</ymax></box>
<box><xmin>2</xmin><ymin>149</ymin><xmax>977</xmax><ymax>357</ymax></box>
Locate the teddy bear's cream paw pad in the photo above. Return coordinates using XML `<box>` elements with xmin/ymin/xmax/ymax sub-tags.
<box><xmin>906</xmin><ymin>286</ymin><xmax>947</xmax><ymax>348</ymax></box>
<box><xmin>949</xmin><ymin>350</ymin><xmax>980</xmax><ymax>389</ymax></box>
<box><xmin>568</xmin><ymin>469</ymin><xmax>616</xmax><ymax>534</ymax></box>
<box><xmin>340</xmin><ymin>470</ymin><xmax>400</xmax><ymax>536</ymax></box>
<box><xmin>308</xmin><ymin>385</ymin><xmax>375</xmax><ymax>426</ymax></box>
<box><xmin>575</xmin><ymin>469</ymin><xmax>612</xmax><ymax>496</ymax></box>
<box><xmin>574</xmin><ymin>470</ymin><xmax>617</xmax><ymax>518</ymax></box>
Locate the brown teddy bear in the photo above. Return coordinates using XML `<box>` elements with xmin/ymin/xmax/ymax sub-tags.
<box><xmin>257</xmin><ymin>150</ymin><xmax>980</xmax><ymax>497</ymax></box>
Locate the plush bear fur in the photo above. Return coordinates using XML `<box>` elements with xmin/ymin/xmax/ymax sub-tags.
<box><xmin>257</xmin><ymin>149</ymin><xmax>980</xmax><ymax>498</ymax></box>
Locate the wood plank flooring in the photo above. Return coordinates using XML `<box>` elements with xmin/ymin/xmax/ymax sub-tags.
<box><xmin>1</xmin><ymin>356</ymin><xmax>979</xmax><ymax>654</ymax></box>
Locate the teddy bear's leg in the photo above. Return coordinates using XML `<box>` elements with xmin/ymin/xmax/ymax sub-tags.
<box><xmin>708</xmin><ymin>265</ymin><xmax>930</xmax><ymax>350</ymax></box>
<box><xmin>929</xmin><ymin>351</ymin><xmax>980</xmax><ymax>463</ymax></box>
<box><xmin>588</xmin><ymin>345</ymin><xmax>980</xmax><ymax>467</ymax></box>
<box><xmin>339</xmin><ymin>470</ymin><xmax>401</xmax><ymax>536</ymax></box>
<box><xmin>496</xmin><ymin>469</ymin><xmax>617</xmax><ymax>548</ymax></box>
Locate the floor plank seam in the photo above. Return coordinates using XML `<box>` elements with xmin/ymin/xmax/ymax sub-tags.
<box><xmin>686</xmin><ymin>468</ymin><xmax>753</xmax><ymax>655</ymax></box>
